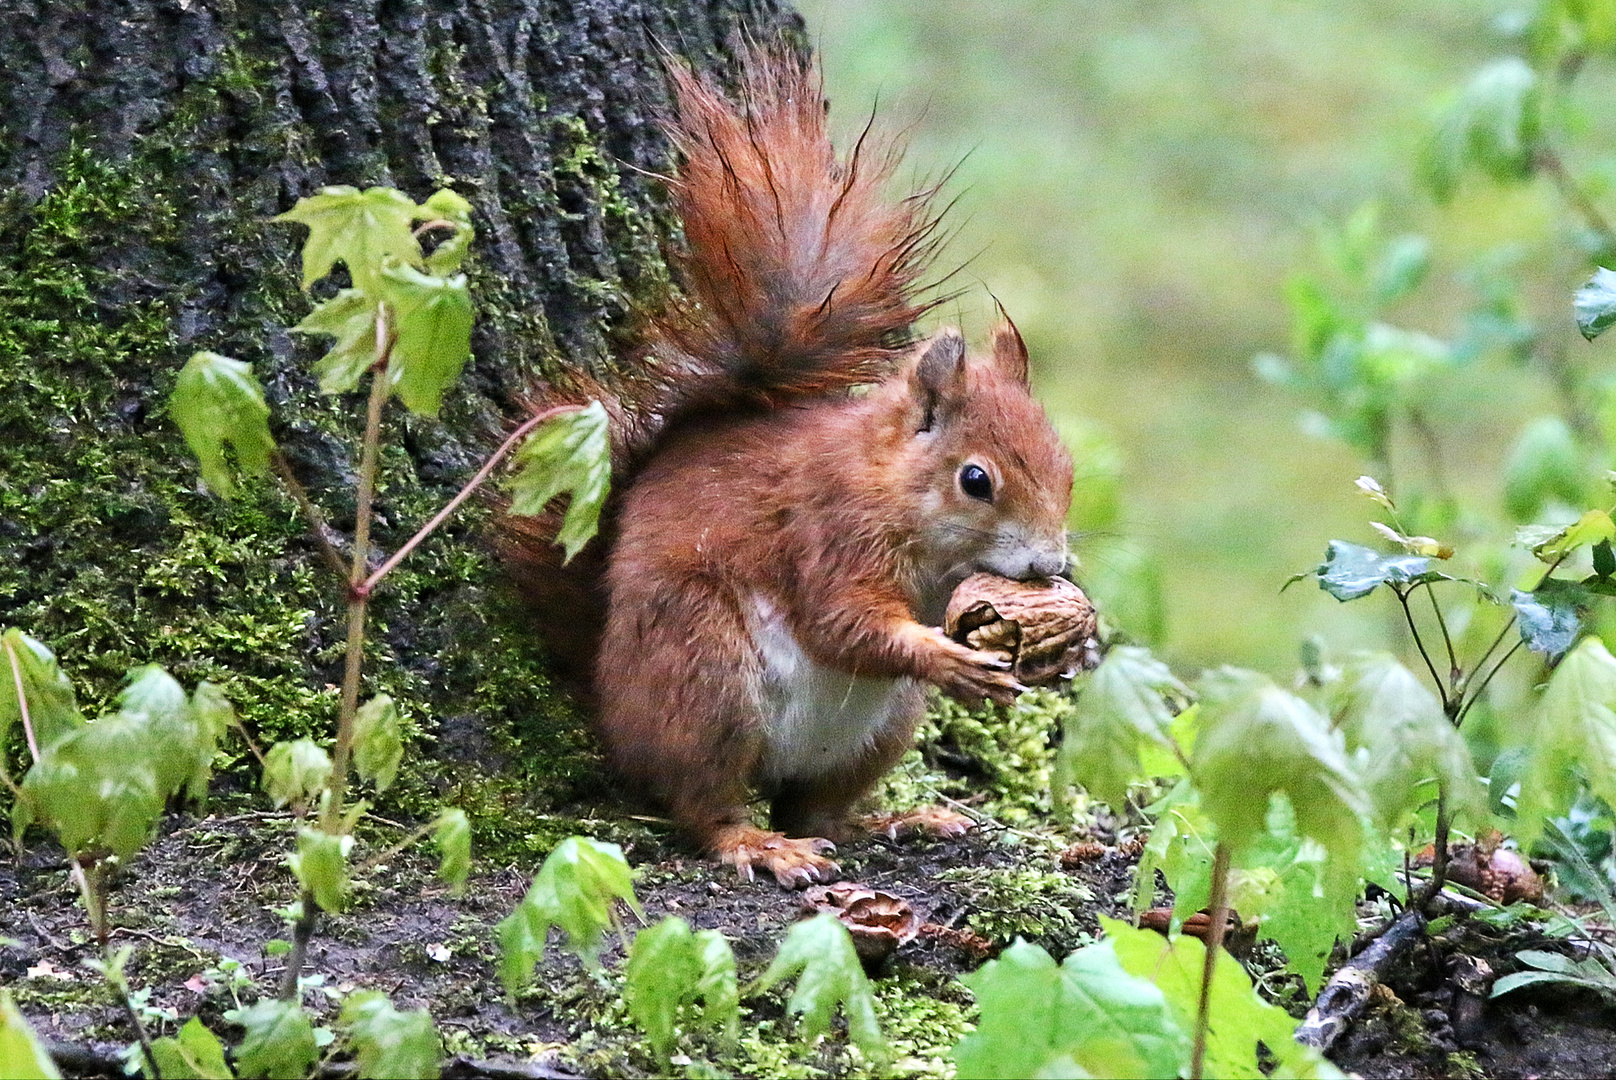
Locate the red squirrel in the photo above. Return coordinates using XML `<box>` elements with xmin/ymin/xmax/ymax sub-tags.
<box><xmin>503</xmin><ymin>49</ymin><xmax>1075</xmax><ymax>887</ymax></box>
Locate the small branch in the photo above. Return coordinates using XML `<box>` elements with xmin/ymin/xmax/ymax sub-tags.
<box><xmin>3</xmin><ymin>635</ymin><xmax>42</xmax><ymax>763</ymax></box>
<box><xmin>412</xmin><ymin>218</ymin><xmax>457</xmax><ymax>238</ymax></box>
<box><xmin>1415</xmin><ymin>788</ymin><xmax>1452</xmax><ymax>910</ymax></box>
<box><xmin>271</xmin><ymin>452</ymin><xmax>350</xmax><ymax>581</ymax></box>
<box><xmin>359</xmin><ymin>404</ymin><xmax>579</xmax><ymax>595</ymax></box>
<box><xmin>1536</xmin><ymin>148</ymin><xmax>1616</xmax><ymax>253</ymax></box>
<box><xmin>1294</xmin><ymin>907</ymin><xmax>1427</xmax><ymax>1053</ymax></box>
<box><xmin>1190</xmin><ymin>842</ymin><xmax>1232</xmax><ymax>1080</ymax></box>
<box><xmin>1455</xmin><ymin>638</ymin><xmax>1525</xmax><ymax>729</ymax></box>
<box><xmin>279</xmin><ymin>887</ymin><xmax>320</xmax><ymax>1001</ymax></box>
<box><xmin>1394</xmin><ymin>586</ymin><xmax>1450</xmax><ymax>711</ymax></box>
<box><xmin>1420</xmin><ymin>582</ymin><xmax>1460</xmax><ymax>690</ymax></box>
<box><xmin>114</xmin><ymin>978</ymin><xmax>163</xmax><ymax>1080</ymax></box>
<box><xmin>354</xmin><ymin>819</ymin><xmax>438</xmax><ymax>875</ymax></box>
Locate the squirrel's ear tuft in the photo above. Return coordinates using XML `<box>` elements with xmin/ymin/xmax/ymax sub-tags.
<box><xmin>990</xmin><ymin>315</ymin><xmax>1030</xmax><ymax>385</ymax></box>
<box><xmin>910</xmin><ymin>329</ymin><xmax>968</xmax><ymax>433</ymax></box>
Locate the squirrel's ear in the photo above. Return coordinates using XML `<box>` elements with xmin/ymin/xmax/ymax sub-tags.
<box><xmin>990</xmin><ymin>314</ymin><xmax>1030</xmax><ymax>385</ymax></box>
<box><xmin>910</xmin><ymin>329</ymin><xmax>967</xmax><ymax>433</ymax></box>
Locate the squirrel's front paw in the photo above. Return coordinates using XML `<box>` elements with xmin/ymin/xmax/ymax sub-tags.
<box><xmin>713</xmin><ymin>825</ymin><xmax>841</xmax><ymax>889</ymax></box>
<box><xmin>930</xmin><ymin>636</ymin><xmax>1026</xmax><ymax>705</ymax></box>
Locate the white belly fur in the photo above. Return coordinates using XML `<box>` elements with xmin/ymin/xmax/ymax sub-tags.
<box><xmin>747</xmin><ymin>593</ymin><xmax>917</xmax><ymax>782</ymax></box>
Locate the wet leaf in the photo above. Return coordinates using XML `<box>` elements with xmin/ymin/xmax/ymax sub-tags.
<box><xmin>376</xmin><ymin>263</ymin><xmax>472</xmax><ymax>417</ymax></box>
<box><xmin>1311</xmin><ymin>540</ymin><xmax>1435</xmax><ymax>601</ymax></box>
<box><xmin>287</xmin><ymin>827</ymin><xmax>352</xmax><ymax>913</ymax></box>
<box><xmin>19</xmin><ymin>711</ymin><xmax>164</xmax><ymax>861</ymax></box>
<box><xmin>262</xmin><ymin>739</ymin><xmax>332</xmax><ymax>809</ymax></box>
<box><xmin>507</xmin><ymin>402</ymin><xmax>612</xmax><ymax>562</ymax></box>
<box><xmin>290</xmin><ymin>288</ymin><xmax>378</xmax><ymax>395</ymax></box>
<box><xmin>171</xmin><ymin>352</ymin><xmax>276</xmax><ymax>500</ymax></box>
<box><xmin>1575</xmin><ymin>267</ymin><xmax>1616</xmax><ymax>341</ymax></box>
<box><xmin>433</xmin><ymin>808</ymin><xmax>470</xmax><ymax>895</ymax></box>
<box><xmin>1511</xmin><ymin>579</ymin><xmax>1589</xmax><ymax>659</ymax></box>
<box><xmin>1510</xmin><ymin>637</ymin><xmax>1616</xmax><ymax>848</ymax></box>
<box><xmin>954</xmin><ymin>937</ymin><xmax>1188</xmax><ymax>1080</ymax></box>
<box><xmin>341</xmin><ymin>990</ymin><xmax>442</xmax><ymax>1080</ymax></box>
<box><xmin>1056</xmin><ymin>645</ymin><xmax>1186</xmax><ymax>811</ymax></box>
<box><xmin>497</xmin><ymin>837</ymin><xmax>639</xmax><ymax>990</ymax></box>
<box><xmin>0</xmin><ymin>991</ymin><xmax>60</xmax><ymax>1079</ymax></box>
<box><xmin>351</xmin><ymin>695</ymin><xmax>403</xmax><ymax>794</ymax></box>
<box><xmin>232</xmin><ymin>999</ymin><xmax>318</xmax><ymax>1080</ymax></box>
<box><xmin>758</xmin><ymin>914</ymin><xmax>885</xmax><ymax>1061</ymax></box>
<box><xmin>0</xmin><ymin>628</ymin><xmax>84</xmax><ymax>755</ymax></box>
<box><xmin>274</xmin><ymin>186</ymin><xmax>422</xmax><ymax>295</ymax></box>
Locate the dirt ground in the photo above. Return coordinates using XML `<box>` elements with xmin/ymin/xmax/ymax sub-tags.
<box><xmin>5</xmin><ymin>751</ymin><xmax>1616</xmax><ymax>1078</ymax></box>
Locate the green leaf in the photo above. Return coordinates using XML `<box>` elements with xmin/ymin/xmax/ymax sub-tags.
<box><xmin>1511</xmin><ymin>579</ymin><xmax>1590</xmax><ymax>659</ymax></box>
<box><xmin>1057</xmin><ymin>646</ymin><xmax>1187</xmax><ymax>811</ymax></box>
<box><xmin>1576</xmin><ymin>267</ymin><xmax>1616</xmax><ymax>341</ymax></box>
<box><xmin>20</xmin><ymin>711</ymin><xmax>164</xmax><ymax>861</ymax></box>
<box><xmin>1595</xmin><ymin>539</ymin><xmax>1616</xmax><ymax>579</ymax></box>
<box><xmin>1312</xmin><ymin>540</ymin><xmax>1434</xmax><ymax>601</ymax></box>
<box><xmin>1511</xmin><ymin>636</ymin><xmax>1616</xmax><ymax>848</ymax></box>
<box><xmin>232</xmin><ymin>999</ymin><xmax>318</xmax><ymax>1080</ymax></box>
<box><xmin>290</xmin><ymin>288</ymin><xmax>378</xmax><ymax>395</ymax></box>
<box><xmin>274</xmin><ymin>186</ymin><xmax>423</xmax><ymax>295</ymax></box>
<box><xmin>625</xmin><ymin>917</ymin><xmax>740</xmax><ymax>1062</ymax></box>
<box><xmin>496</xmin><ymin>837</ymin><xmax>639</xmax><ymax>990</ymax></box>
<box><xmin>170</xmin><ymin>352</ymin><xmax>277</xmax><ymax>500</ymax></box>
<box><xmin>0</xmin><ymin>629</ymin><xmax>84</xmax><ymax>755</ymax></box>
<box><xmin>376</xmin><ymin>263</ymin><xmax>472</xmax><ymax>418</ymax></box>
<box><xmin>758</xmin><ymin>914</ymin><xmax>885</xmax><ymax>1061</ymax></box>
<box><xmin>1371</xmin><ymin>234</ymin><xmax>1431</xmax><ymax>305</ymax></box>
<box><xmin>1503</xmin><ymin>417</ymin><xmax>1586</xmax><ymax>522</ymax></box>
<box><xmin>1329</xmin><ymin>654</ymin><xmax>1484</xmax><ymax>832</ymax></box>
<box><xmin>954</xmin><ymin>937</ymin><xmax>1188</xmax><ymax>1080</ymax></box>
<box><xmin>1192</xmin><ymin>668</ymin><xmax>1367</xmax><ymax>894</ymax></box>
<box><xmin>433</xmin><ymin>808</ymin><xmax>470</xmax><ymax>895</ymax></box>
<box><xmin>351</xmin><ymin>695</ymin><xmax>403</xmax><ymax>794</ymax></box>
<box><xmin>1104</xmin><ymin>918</ymin><xmax>1344</xmax><ymax>1079</ymax></box>
<box><xmin>150</xmin><ymin>1017</ymin><xmax>232</xmax><ymax>1080</ymax></box>
<box><xmin>287</xmin><ymin>827</ymin><xmax>352</xmax><ymax>913</ymax></box>
<box><xmin>1521</xmin><ymin>508</ymin><xmax>1616</xmax><ymax>562</ymax></box>
<box><xmin>0</xmin><ymin>991</ymin><xmax>61</xmax><ymax>1079</ymax></box>
<box><xmin>261</xmin><ymin>739</ymin><xmax>332</xmax><ymax>809</ymax></box>
<box><xmin>340</xmin><ymin>990</ymin><xmax>442</xmax><ymax>1080</ymax></box>
<box><xmin>507</xmin><ymin>402</ymin><xmax>612</xmax><ymax>563</ymax></box>
<box><xmin>119</xmin><ymin>665</ymin><xmax>215</xmax><ymax>802</ymax></box>
<box><xmin>421</xmin><ymin>189</ymin><xmax>475</xmax><ymax>276</ymax></box>
<box><xmin>1421</xmin><ymin>57</ymin><xmax>1541</xmax><ymax>202</ymax></box>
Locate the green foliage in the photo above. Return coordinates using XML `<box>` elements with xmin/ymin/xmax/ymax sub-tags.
<box><xmin>954</xmin><ymin>937</ymin><xmax>1187</xmax><ymax>1080</ymax></box>
<box><xmin>261</xmin><ymin>739</ymin><xmax>332</xmax><ymax>810</ymax></box>
<box><xmin>376</xmin><ymin>262</ymin><xmax>473</xmax><ymax>418</ymax></box>
<box><xmin>1420</xmin><ymin>57</ymin><xmax>1541</xmax><ymax>202</ymax></box>
<box><xmin>340</xmin><ymin>990</ymin><xmax>443</xmax><ymax>1080</ymax></box>
<box><xmin>149</xmin><ymin>1017</ymin><xmax>232</xmax><ymax>1080</ymax></box>
<box><xmin>1503</xmin><ymin>417</ymin><xmax>1586</xmax><ymax>523</ymax></box>
<box><xmin>0</xmin><ymin>991</ymin><xmax>60</xmax><ymax>1080</ymax></box>
<box><xmin>0</xmin><ymin>629</ymin><xmax>82</xmax><ymax>754</ymax></box>
<box><xmin>287</xmin><ymin>827</ymin><xmax>352</xmax><ymax>913</ymax></box>
<box><xmin>1056</xmin><ymin>645</ymin><xmax>1185</xmax><ymax>811</ymax></box>
<box><xmin>624</xmin><ymin>916</ymin><xmax>740</xmax><ymax>1062</ymax></box>
<box><xmin>1491</xmin><ymin>946</ymin><xmax>1616</xmax><ymax>1001</ymax></box>
<box><xmin>272</xmin><ymin>186</ymin><xmax>422</xmax><ymax>296</ymax></box>
<box><xmin>170</xmin><ymin>352</ymin><xmax>276</xmax><ymax>500</ymax></box>
<box><xmin>351</xmin><ymin>695</ymin><xmax>403</xmax><ymax>794</ymax></box>
<box><xmin>1301</xmin><ymin>540</ymin><xmax>1450</xmax><ymax>602</ymax></box>
<box><xmin>1511</xmin><ymin>579</ymin><xmax>1590</xmax><ymax>659</ymax></box>
<box><xmin>1104</xmin><ymin>918</ymin><xmax>1344</xmax><ymax>1079</ymax></box>
<box><xmin>498</xmin><ymin>837</ymin><xmax>640</xmax><ymax>989</ymax></box>
<box><xmin>757</xmin><ymin>914</ymin><xmax>886</xmax><ymax>1062</ymax></box>
<box><xmin>507</xmin><ymin>401</ymin><xmax>612</xmax><ymax>563</ymax></box>
<box><xmin>1508</xmin><ymin>636</ymin><xmax>1616</xmax><ymax>848</ymax></box>
<box><xmin>290</xmin><ymin>289</ymin><xmax>377</xmax><ymax>394</ymax></box>
<box><xmin>1329</xmin><ymin>653</ymin><xmax>1484</xmax><ymax>832</ymax></box>
<box><xmin>230</xmin><ymin>999</ymin><xmax>318</xmax><ymax>1080</ymax></box>
<box><xmin>433</xmin><ymin>808</ymin><xmax>471</xmax><ymax>895</ymax></box>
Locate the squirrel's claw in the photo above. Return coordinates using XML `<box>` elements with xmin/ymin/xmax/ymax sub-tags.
<box><xmin>714</xmin><ymin>826</ymin><xmax>842</xmax><ymax>890</ymax></box>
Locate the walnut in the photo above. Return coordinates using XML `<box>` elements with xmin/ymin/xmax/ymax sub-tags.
<box><xmin>801</xmin><ymin>882</ymin><xmax>922</xmax><ymax>970</ymax></box>
<box><xmin>944</xmin><ymin>573</ymin><xmax>1100</xmax><ymax>685</ymax></box>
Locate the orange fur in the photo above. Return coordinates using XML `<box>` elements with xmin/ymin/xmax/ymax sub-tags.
<box><xmin>501</xmin><ymin>47</ymin><xmax>1074</xmax><ymax>886</ymax></box>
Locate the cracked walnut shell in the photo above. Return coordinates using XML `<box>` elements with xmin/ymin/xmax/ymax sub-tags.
<box><xmin>944</xmin><ymin>573</ymin><xmax>1100</xmax><ymax>685</ymax></box>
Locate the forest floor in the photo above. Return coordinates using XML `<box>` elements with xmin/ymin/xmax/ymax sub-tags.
<box><xmin>5</xmin><ymin>710</ymin><xmax>1616</xmax><ymax>1079</ymax></box>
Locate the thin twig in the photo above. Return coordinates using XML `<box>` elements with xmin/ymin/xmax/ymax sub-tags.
<box><xmin>1415</xmin><ymin>788</ymin><xmax>1451</xmax><ymax>910</ymax></box>
<box><xmin>1190</xmin><ymin>842</ymin><xmax>1231</xmax><ymax>1080</ymax></box>
<box><xmin>1455</xmin><ymin>638</ymin><xmax>1526</xmax><ymax>729</ymax></box>
<box><xmin>1395</xmin><ymin>586</ymin><xmax>1449</xmax><ymax>711</ymax></box>
<box><xmin>271</xmin><ymin>452</ymin><xmax>350</xmax><ymax>580</ymax></box>
<box><xmin>1421</xmin><ymin>581</ymin><xmax>1460</xmax><ymax>689</ymax></box>
<box><xmin>1537</xmin><ymin>148</ymin><xmax>1616</xmax><ymax>252</ymax></box>
<box><xmin>279</xmin><ymin>887</ymin><xmax>319</xmax><ymax>1001</ymax></box>
<box><xmin>358</xmin><ymin>404</ymin><xmax>580</xmax><ymax>595</ymax></box>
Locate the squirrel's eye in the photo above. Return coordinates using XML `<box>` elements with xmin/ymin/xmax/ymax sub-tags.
<box><xmin>959</xmin><ymin>464</ymin><xmax>993</xmax><ymax>502</ymax></box>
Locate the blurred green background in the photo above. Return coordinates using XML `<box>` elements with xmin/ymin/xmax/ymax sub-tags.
<box><xmin>805</xmin><ymin>0</ymin><xmax>1615</xmax><ymax>674</ymax></box>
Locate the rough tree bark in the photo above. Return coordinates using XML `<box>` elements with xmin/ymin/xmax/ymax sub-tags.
<box><xmin>0</xmin><ymin>0</ymin><xmax>800</xmax><ymax>784</ymax></box>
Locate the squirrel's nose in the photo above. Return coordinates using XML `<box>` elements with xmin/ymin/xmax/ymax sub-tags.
<box><xmin>1018</xmin><ymin>551</ymin><xmax>1069</xmax><ymax>581</ymax></box>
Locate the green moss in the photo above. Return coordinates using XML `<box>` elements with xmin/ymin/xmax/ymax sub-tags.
<box><xmin>936</xmin><ymin>866</ymin><xmax>1095</xmax><ymax>952</ymax></box>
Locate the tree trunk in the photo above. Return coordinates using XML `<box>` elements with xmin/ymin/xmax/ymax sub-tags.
<box><xmin>0</xmin><ymin>0</ymin><xmax>800</xmax><ymax>787</ymax></box>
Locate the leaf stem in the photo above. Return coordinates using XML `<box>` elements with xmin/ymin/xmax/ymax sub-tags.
<box><xmin>3</xmin><ymin>636</ymin><xmax>42</xmax><ymax>762</ymax></box>
<box><xmin>270</xmin><ymin>452</ymin><xmax>350</xmax><ymax>580</ymax></box>
<box><xmin>1455</xmin><ymin>638</ymin><xmax>1525</xmax><ymax>729</ymax></box>
<box><xmin>358</xmin><ymin>404</ymin><xmax>579</xmax><ymax>596</ymax></box>
<box><xmin>1416</xmin><ymin>788</ymin><xmax>1452</xmax><ymax>911</ymax></box>
<box><xmin>1536</xmin><ymin>148</ymin><xmax>1616</xmax><ymax>253</ymax></box>
<box><xmin>1190</xmin><ymin>841</ymin><xmax>1232</xmax><ymax>1080</ymax></box>
<box><xmin>1421</xmin><ymin>582</ymin><xmax>1460</xmax><ymax>688</ymax></box>
<box><xmin>1395</xmin><ymin>586</ymin><xmax>1450</xmax><ymax>711</ymax></box>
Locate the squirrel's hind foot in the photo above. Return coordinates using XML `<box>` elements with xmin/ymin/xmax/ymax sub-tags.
<box><xmin>864</xmin><ymin>805</ymin><xmax>976</xmax><ymax>841</ymax></box>
<box><xmin>712</xmin><ymin>825</ymin><xmax>840</xmax><ymax>889</ymax></box>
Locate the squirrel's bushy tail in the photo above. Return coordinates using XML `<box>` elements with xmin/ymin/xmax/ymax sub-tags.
<box><xmin>499</xmin><ymin>47</ymin><xmax>948</xmax><ymax>695</ymax></box>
